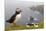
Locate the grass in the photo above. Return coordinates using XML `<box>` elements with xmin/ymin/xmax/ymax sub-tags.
<box><xmin>5</xmin><ymin>22</ymin><xmax>44</xmax><ymax>31</ymax></box>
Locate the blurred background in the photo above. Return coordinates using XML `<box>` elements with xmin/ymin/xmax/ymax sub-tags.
<box><xmin>5</xmin><ymin>0</ymin><xmax>44</xmax><ymax>25</ymax></box>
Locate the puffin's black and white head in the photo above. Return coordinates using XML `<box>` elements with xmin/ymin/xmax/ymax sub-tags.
<box><xmin>6</xmin><ymin>8</ymin><xmax>22</xmax><ymax>23</ymax></box>
<box><xmin>16</xmin><ymin>8</ymin><xmax>22</xmax><ymax>14</ymax></box>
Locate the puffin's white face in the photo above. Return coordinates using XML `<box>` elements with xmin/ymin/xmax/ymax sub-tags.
<box><xmin>16</xmin><ymin>8</ymin><xmax>21</xmax><ymax>12</ymax></box>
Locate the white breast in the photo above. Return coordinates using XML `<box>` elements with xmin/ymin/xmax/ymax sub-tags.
<box><xmin>16</xmin><ymin>13</ymin><xmax>21</xmax><ymax>18</ymax></box>
<box><xmin>14</xmin><ymin>13</ymin><xmax>21</xmax><ymax>23</ymax></box>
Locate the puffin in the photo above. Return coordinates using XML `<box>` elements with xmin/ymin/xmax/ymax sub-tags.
<box><xmin>6</xmin><ymin>8</ymin><xmax>22</xmax><ymax>25</ymax></box>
